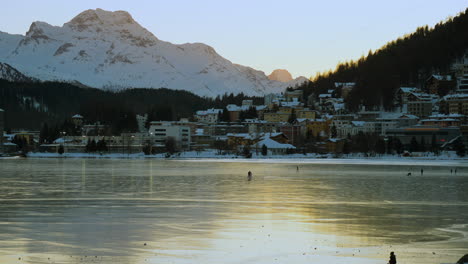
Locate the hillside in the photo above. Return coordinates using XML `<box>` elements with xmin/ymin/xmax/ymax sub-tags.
<box><xmin>0</xmin><ymin>79</ymin><xmax>261</xmax><ymax>130</ymax></box>
<box><xmin>297</xmin><ymin>8</ymin><xmax>468</xmax><ymax>111</ymax></box>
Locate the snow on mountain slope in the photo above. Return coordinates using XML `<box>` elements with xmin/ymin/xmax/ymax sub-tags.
<box><xmin>0</xmin><ymin>62</ymin><xmax>33</xmax><ymax>82</ymax></box>
<box><xmin>0</xmin><ymin>9</ymin><xmax>307</xmax><ymax>97</ymax></box>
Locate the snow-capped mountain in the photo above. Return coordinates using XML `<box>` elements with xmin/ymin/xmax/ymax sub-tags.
<box><xmin>0</xmin><ymin>9</ymin><xmax>307</xmax><ymax>97</ymax></box>
<box><xmin>0</xmin><ymin>62</ymin><xmax>33</xmax><ymax>82</ymax></box>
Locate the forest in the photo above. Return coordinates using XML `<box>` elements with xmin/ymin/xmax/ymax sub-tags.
<box><xmin>0</xmin><ymin>79</ymin><xmax>262</xmax><ymax>131</ymax></box>
<box><xmin>296</xmin><ymin>8</ymin><xmax>468</xmax><ymax>111</ymax></box>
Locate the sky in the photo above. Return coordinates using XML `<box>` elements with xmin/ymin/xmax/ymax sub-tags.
<box><xmin>1</xmin><ymin>0</ymin><xmax>467</xmax><ymax>78</ymax></box>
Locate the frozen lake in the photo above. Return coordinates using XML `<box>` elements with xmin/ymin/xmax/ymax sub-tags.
<box><xmin>0</xmin><ymin>158</ymin><xmax>467</xmax><ymax>264</ymax></box>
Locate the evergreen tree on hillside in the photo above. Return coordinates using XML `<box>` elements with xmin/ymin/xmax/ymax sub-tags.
<box><xmin>295</xmin><ymin>8</ymin><xmax>468</xmax><ymax>110</ymax></box>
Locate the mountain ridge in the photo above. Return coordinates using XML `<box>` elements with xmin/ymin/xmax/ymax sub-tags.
<box><xmin>0</xmin><ymin>9</ymin><xmax>307</xmax><ymax>97</ymax></box>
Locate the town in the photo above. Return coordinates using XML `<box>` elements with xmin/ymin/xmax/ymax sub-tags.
<box><xmin>1</xmin><ymin>59</ymin><xmax>468</xmax><ymax>158</ymax></box>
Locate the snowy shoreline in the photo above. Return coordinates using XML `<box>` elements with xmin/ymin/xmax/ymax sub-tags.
<box><xmin>19</xmin><ymin>150</ymin><xmax>468</xmax><ymax>164</ymax></box>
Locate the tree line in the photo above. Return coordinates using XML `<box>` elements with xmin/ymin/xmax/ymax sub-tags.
<box><xmin>297</xmin><ymin>8</ymin><xmax>468</xmax><ymax>111</ymax></box>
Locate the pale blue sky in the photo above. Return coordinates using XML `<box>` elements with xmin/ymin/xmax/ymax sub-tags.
<box><xmin>1</xmin><ymin>0</ymin><xmax>466</xmax><ymax>78</ymax></box>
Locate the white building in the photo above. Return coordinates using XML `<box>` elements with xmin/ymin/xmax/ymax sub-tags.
<box><xmin>195</xmin><ymin>108</ymin><xmax>223</xmax><ymax>124</ymax></box>
<box><xmin>136</xmin><ymin>114</ymin><xmax>148</xmax><ymax>132</ymax></box>
<box><xmin>256</xmin><ymin>137</ymin><xmax>295</xmax><ymax>155</ymax></box>
<box><xmin>148</xmin><ymin>121</ymin><xmax>191</xmax><ymax>150</ymax></box>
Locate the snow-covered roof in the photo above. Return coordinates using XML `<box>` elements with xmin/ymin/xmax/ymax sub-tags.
<box><xmin>196</xmin><ymin>108</ymin><xmax>222</xmax><ymax>116</ymax></box>
<box><xmin>244</xmin><ymin>119</ymin><xmax>268</xmax><ymax>123</ymax></box>
<box><xmin>378</xmin><ymin>112</ymin><xmax>419</xmax><ymax>120</ymax></box>
<box><xmin>3</xmin><ymin>142</ymin><xmax>16</xmax><ymax>146</ymax></box>
<box><xmin>409</xmin><ymin>92</ymin><xmax>432</xmax><ymax>100</ymax></box>
<box><xmin>400</xmin><ymin>87</ymin><xmax>419</xmax><ymax>93</ymax></box>
<box><xmin>296</xmin><ymin>118</ymin><xmax>314</xmax><ymax>123</ymax></box>
<box><xmin>72</xmin><ymin>114</ymin><xmax>83</xmax><ymax>118</ymax></box>
<box><xmin>280</xmin><ymin>101</ymin><xmax>301</xmax><ymax>107</ymax></box>
<box><xmin>443</xmin><ymin>93</ymin><xmax>468</xmax><ymax>100</ymax></box>
<box><xmin>53</xmin><ymin>138</ymin><xmax>75</xmax><ymax>144</ymax></box>
<box><xmin>319</xmin><ymin>94</ymin><xmax>332</xmax><ymax>98</ymax></box>
<box><xmin>421</xmin><ymin>118</ymin><xmax>458</xmax><ymax>122</ymax></box>
<box><xmin>0</xmin><ymin>108</ymin><xmax>4</xmax><ymax>112</ymax></box>
<box><xmin>257</xmin><ymin>137</ymin><xmax>295</xmax><ymax>149</ymax></box>
<box><xmin>429</xmin><ymin>113</ymin><xmax>464</xmax><ymax>119</ymax></box>
<box><xmin>429</xmin><ymin>74</ymin><xmax>452</xmax><ymax>81</ymax></box>
<box><xmin>351</xmin><ymin>121</ymin><xmax>366</xmax><ymax>127</ymax></box>
<box><xmin>333</xmin><ymin>103</ymin><xmax>345</xmax><ymax>110</ymax></box>
<box><xmin>334</xmin><ymin>82</ymin><xmax>355</xmax><ymax>88</ymax></box>
<box><xmin>255</xmin><ymin>105</ymin><xmax>267</xmax><ymax>111</ymax></box>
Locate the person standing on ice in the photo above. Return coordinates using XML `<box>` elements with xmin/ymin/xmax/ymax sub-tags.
<box><xmin>247</xmin><ymin>171</ymin><xmax>252</xmax><ymax>181</ymax></box>
<box><xmin>388</xmin><ymin>251</ymin><xmax>397</xmax><ymax>264</ymax></box>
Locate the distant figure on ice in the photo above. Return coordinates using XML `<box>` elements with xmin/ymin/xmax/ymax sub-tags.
<box><xmin>455</xmin><ymin>168</ymin><xmax>458</xmax><ymax>174</ymax></box>
<box><xmin>407</xmin><ymin>172</ymin><xmax>412</xmax><ymax>176</ymax></box>
<box><xmin>388</xmin><ymin>251</ymin><xmax>397</xmax><ymax>264</ymax></box>
<box><xmin>247</xmin><ymin>171</ymin><xmax>252</xmax><ymax>181</ymax></box>
<box><xmin>297</xmin><ymin>166</ymin><xmax>299</xmax><ymax>172</ymax></box>
<box><xmin>451</xmin><ymin>169</ymin><xmax>453</xmax><ymax>174</ymax></box>
<box><xmin>421</xmin><ymin>168</ymin><xmax>424</xmax><ymax>175</ymax></box>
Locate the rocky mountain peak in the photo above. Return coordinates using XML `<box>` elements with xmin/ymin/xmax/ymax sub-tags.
<box><xmin>68</xmin><ymin>8</ymin><xmax>136</xmax><ymax>28</ymax></box>
<box><xmin>268</xmin><ymin>69</ymin><xmax>293</xmax><ymax>82</ymax></box>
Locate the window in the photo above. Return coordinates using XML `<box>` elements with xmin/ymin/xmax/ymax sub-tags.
<box><xmin>154</xmin><ymin>129</ymin><xmax>166</xmax><ymax>132</ymax></box>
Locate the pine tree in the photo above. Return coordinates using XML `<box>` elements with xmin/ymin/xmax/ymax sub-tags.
<box><xmin>456</xmin><ymin>140</ymin><xmax>466</xmax><ymax>157</ymax></box>
<box><xmin>420</xmin><ymin>137</ymin><xmax>426</xmax><ymax>152</ymax></box>
<box><xmin>261</xmin><ymin>144</ymin><xmax>268</xmax><ymax>156</ymax></box>
<box><xmin>331</xmin><ymin>125</ymin><xmax>337</xmax><ymax>138</ymax></box>
<box><xmin>431</xmin><ymin>134</ymin><xmax>439</xmax><ymax>155</ymax></box>
<box><xmin>288</xmin><ymin>109</ymin><xmax>296</xmax><ymax>124</ymax></box>
<box><xmin>39</xmin><ymin>123</ymin><xmax>49</xmax><ymax>144</ymax></box>
<box><xmin>410</xmin><ymin>137</ymin><xmax>419</xmax><ymax>152</ymax></box>
<box><xmin>58</xmin><ymin>144</ymin><xmax>64</xmax><ymax>155</ymax></box>
<box><xmin>375</xmin><ymin>138</ymin><xmax>386</xmax><ymax>154</ymax></box>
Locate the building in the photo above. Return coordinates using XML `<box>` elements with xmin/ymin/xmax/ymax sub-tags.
<box><xmin>226</xmin><ymin>104</ymin><xmax>241</xmax><ymax>122</ymax></box>
<box><xmin>425</xmin><ymin>75</ymin><xmax>454</xmax><ymax>95</ymax></box>
<box><xmin>242</xmin><ymin>100</ymin><xmax>254</xmax><ymax>107</ymax></box>
<box><xmin>335</xmin><ymin>82</ymin><xmax>355</xmax><ymax>99</ymax></box>
<box><xmin>385</xmin><ymin>126</ymin><xmax>460</xmax><ymax>149</ymax></box>
<box><xmin>377</xmin><ymin>114</ymin><xmax>419</xmax><ymax>128</ymax></box>
<box><xmin>71</xmin><ymin>114</ymin><xmax>84</xmax><ymax>127</ymax></box>
<box><xmin>296</xmin><ymin>109</ymin><xmax>316</xmax><ymax>119</ymax></box>
<box><xmin>396</xmin><ymin>87</ymin><xmax>419</xmax><ymax>105</ymax></box>
<box><xmin>82</xmin><ymin>123</ymin><xmax>109</xmax><ymax>136</ymax></box>
<box><xmin>443</xmin><ymin>93</ymin><xmax>468</xmax><ymax>116</ymax></box>
<box><xmin>279</xmin><ymin>124</ymin><xmax>304</xmax><ymax>146</ymax></box>
<box><xmin>148</xmin><ymin>121</ymin><xmax>191</xmax><ymax>150</ymax></box>
<box><xmin>306</xmin><ymin>119</ymin><xmax>331</xmax><ymax>138</ymax></box>
<box><xmin>451</xmin><ymin>54</ymin><xmax>468</xmax><ymax>92</ymax></box>
<box><xmin>195</xmin><ymin>108</ymin><xmax>222</xmax><ymax>124</ymax></box>
<box><xmin>284</xmin><ymin>90</ymin><xmax>303</xmax><ymax>102</ymax></box>
<box><xmin>407</xmin><ymin>100</ymin><xmax>433</xmax><ymax>118</ymax></box>
<box><xmin>0</xmin><ymin>108</ymin><xmax>4</xmax><ymax>154</ymax></box>
<box><xmin>420</xmin><ymin>114</ymin><xmax>464</xmax><ymax>128</ymax></box>
<box><xmin>264</xmin><ymin>93</ymin><xmax>279</xmax><ymax>106</ymax></box>
<box><xmin>255</xmin><ymin>137</ymin><xmax>295</xmax><ymax>155</ymax></box>
<box><xmin>202</xmin><ymin>123</ymin><xmax>248</xmax><ymax>136</ymax></box>
<box><xmin>263</xmin><ymin>112</ymin><xmax>290</xmax><ymax>123</ymax></box>
<box><xmin>136</xmin><ymin>114</ymin><xmax>148</xmax><ymax>132</ymax></box>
